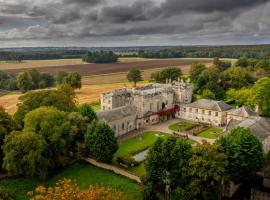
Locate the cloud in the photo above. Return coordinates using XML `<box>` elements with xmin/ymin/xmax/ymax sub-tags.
<box><xmin>0</xmin><ymin>0</ymin><xmax>270</xmax><ymax>46</ymax></box>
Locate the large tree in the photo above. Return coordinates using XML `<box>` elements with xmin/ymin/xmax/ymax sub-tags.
<box><xmin>0</xmin><ymin>106</ymin><xmax>14</xmax><ymax>166</ymax></box>
<box><xmin>127</xmin><ymin>69</ymin><xmax>142</xmax><ymax>87</ymax></box>
<box><xmin>16</xmin><ymin>71</ymin><xmax>34</xmax><ymax>92</ymax></box>
<box><xmin>14</xmin><ymin>85</ymin><xmax>76</xmax><ymax>127</ymax></box>
<box><xmin>78</xmin><ymin>103</ymin><xmax>97</xmax><ymax>123</ymax></box>
<box><xmin>145</xmin><ymin>137</ymin><xmax>192</xmax><ymax>193</ymax></box>
<box><xmin>187</xmin><ymin>142</ymin><xmax>227</xmax><ymax>200</ymax></box>
<box><xmin>218</xmin><ymin>127</ymin><xmax>264</xmax><ymax>184</ymax></box>
<box><xmin>2</xmin><ymin>131</ymin><xmax>52</xmax><ymax>179</ymax></box>
<box><xmin>189</xmin><ymin>63</ymin><xmax>206</xmax><ymax>83</ymax></box>
<box><xmin>250</xmin><ymin>77</ymin><xmax>270</xmax><ymax>116</ymax></box>
<box><xmin>64</xmin><ymin>72</ymin><xmax>82</xmax><ymax>89</ymax></box>
<box><xmin>24</xmin><ymin>107</ymin><xmax>77</xmax><ymax>165</ymax></box>
<box><xmin>85</xmin><ymin>120</ymin><xmax>118</xmax><ymax>163</ymax></box>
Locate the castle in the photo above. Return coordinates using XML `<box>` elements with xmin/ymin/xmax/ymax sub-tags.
<box><xmin>97</xmin><ymin>81</ymin><xmax>270</xmax><ymax>152</ymax></box>
<box><xmin>97</xmin><ymin>80</ymin><xmax>193</xmax><ymax>136</ymax></box>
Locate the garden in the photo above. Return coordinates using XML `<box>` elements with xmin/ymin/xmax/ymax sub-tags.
<box><xmin>197</xmin><ymin>127</ymin><xmax>223</xmax><ymax>139</ymax></box>
<box><xmin>169</xmin><ymin>121</ymin><xmax>197</xmax><ymax>132</ymax></box>
<box><xmin>113</xmin><ymin>131</ymin><xmax>169</xmax><ymax>177</ymax></box>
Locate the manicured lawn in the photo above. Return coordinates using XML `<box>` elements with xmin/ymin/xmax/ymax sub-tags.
<box><xmin>128</xmin><ymin>163</ymin><xmax>147</xmax><ymax>178</ymax></box>
<box><xmin>114</xmin><ymin>131</ymin><xmax>168</xmax><ymax>159</ymax></box>
<box><xmin>169</xmin><ymin>121</ymin><xmax>197</xmax><ymax>132</ymax></box>
<box><xmin>0</xmin><ymin>162</ymin><xmax>143</xmax><ymax>200</ymax></box>
<box><xmin>197</xmin><ymin>127</ymin><xmax>223</xmax><ymax>139</ymax></box>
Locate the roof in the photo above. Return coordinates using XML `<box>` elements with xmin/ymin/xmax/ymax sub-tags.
<box><xmin>186</xmin><ymin>99</ymin><xmax>232</xmax><ymax>112</ymax></box>
<box><xmin>97</xmin><ymin>105</ymin><xmax>136</xmax><ymax>122</ymax></box>
<box><xmin>228</xmin><ymin>116</ymin><xmax>270</xmax><ymax>141</ymax></box>
<box><xmin>227</xmin><ymin>106</ymin><xmax>258</xmax><ymax>118</ymax></box>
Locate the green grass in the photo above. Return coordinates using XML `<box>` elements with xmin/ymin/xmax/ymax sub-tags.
<box><xmin>127</xmin><ymin>163</ymin><xmax>146</xmax><ymax>178</ymax></box>
<box><xmin>90</xmin><ymin>102</ymin><xmax>101</xmax><ymax>111</ymax></box>
<box><xmin>114</xmin><ymin>131</ymin><xmax>167</xmax><ymax>159</ymax></box>
<box><xmin>169</xmin><ymin>121</ymin><xmax>197</xmax><ymax>132</ymax></box>
<box><xmin>0</xmin><ymin>162</ymin><xmax>143</xmax><ymax>200</ymax></box>
<box><xmin>197</xmin><ymin>127</ymin><xmax>223</xmax><ymax>139</ymax></box>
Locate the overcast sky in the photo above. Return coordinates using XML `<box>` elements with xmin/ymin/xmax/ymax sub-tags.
<box><xmin>1</xmin><ymin>0</ymin><xmax>270</xmax><ymax>47</ymax></box>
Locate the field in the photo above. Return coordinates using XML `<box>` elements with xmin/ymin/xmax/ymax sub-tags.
<box><xmin>4</xmin><ymin>59</ymin><xmax>212</xmax><ymax>76</ymax></box>
<box><xmin>0</xmin><ymin>161</ymin><xmax>143</xmax><ymax>200</ymax></box>
<box><xmin>0</xmin><ymin>81</ymin><xmax>149</xmax><ymax>114</ymax></box>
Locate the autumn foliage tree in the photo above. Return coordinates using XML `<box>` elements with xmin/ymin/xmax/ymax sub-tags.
<box><xmin>28</xmin><ymin>179</ymin><xmax>125</xmax><ymax>200</ymax></box>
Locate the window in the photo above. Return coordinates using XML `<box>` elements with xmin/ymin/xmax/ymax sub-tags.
<box><xmin>215</xmin><ymin>112</ymin><xmax>218</xmax><ymax>117</ymax></box>
<box><xmin>195</xmin><ymin>109</ymin><xmax>198</xmax><ymax>113</ymax></box>
<box><xmin>189</xmin><ymin>108</ymin><xmax>192</xmax><ymax>112</ymax></box>
<box><xmin>122</xmin><ymin>123</ymin><xmax>125</xmax><ymax>130</ymax></box>
<box><xmin>202</xmin><ymin>110</ymin><xmax>205</xmax><ymax>114</ymax></box>
<box><xmin>209</xmin><ymin>111</ymin><xmax>211</xmax><ymax>115</ymax></box>
<box><xmin>184</xmin><ymin>108</ymin><xmax>186</xmax><ymax>112</ymax></box>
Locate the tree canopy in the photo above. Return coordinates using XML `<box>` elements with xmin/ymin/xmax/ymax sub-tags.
<box><xmin>127</xmin><ymin>69</ymin><xmax>142</xmax><ymax>87</ymax></box>
<box><xmin>218</xmin><ymin>127</ymin><xmax>264</xmax><ymax>184</ymax></box>
<box><xmin>85</xmin><ymin>120</ymin><xmax>118</xmax><ymax>163</ymax></box>
<box><xmin>151</xmin><ymin>68</ymin><xmax>182</xmax><ymax>83</ymax></box>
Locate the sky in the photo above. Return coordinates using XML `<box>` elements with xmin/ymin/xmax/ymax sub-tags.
<box><xmin>1</xmin><ymin>0</ymin><xmax>270</xmax><ymax>47</ymax></box>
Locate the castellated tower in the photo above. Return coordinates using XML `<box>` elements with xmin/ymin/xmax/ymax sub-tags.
<box><xmin>171</xmin><ymin>79</ymin><xmax>193</xmax><ymax>104</ymax></box>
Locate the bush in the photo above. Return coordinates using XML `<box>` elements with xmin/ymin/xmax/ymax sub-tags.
<box><xmin>116</xmin><ymin>155</ymin><xmax>139</xmax><ymax>168</ymax></box>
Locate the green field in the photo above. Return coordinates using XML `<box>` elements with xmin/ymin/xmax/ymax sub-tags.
<box><xmin>0</xmin><ymin>162</ymin><xmax>143</xmax><ymax>200</ymax></box>
<box><xmin>197</xmin><ymin>127</ymin><xmax>223</xmax><ymax>139</ymax></box>
<box><xmin>169</xmin><ymin>121</ymin><xmax>197</xmax><ymax>132</ymax></box>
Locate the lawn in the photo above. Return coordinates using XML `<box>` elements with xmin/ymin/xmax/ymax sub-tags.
<box><xmin>197</xmin><ymin>127</ymin><xmax>223</xmax><ymax>139</ymax></box>
<box><xmin>90</xmin><ymin>102</ymin><xmax>101</xmax><ymax>111</ymax></box>
<box><xmin>114</xmin><ymin>131</ymin><xmax>167</xmax><ymax>159</ymax></box>
<box><xmin>169</xmin><ymin>121</ymin><xmax>197</xmax><ymax>132</ymax></box>
<box><xmin>0</xmin><ymin>162</ymin><xmax>143</xmax><ymax>200</ymax></box>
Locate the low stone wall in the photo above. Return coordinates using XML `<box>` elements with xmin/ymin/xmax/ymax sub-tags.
<box><xmin>84</xmin><ymin>158</ymin><xmax>142</xmax><ymax>184</ymax></box>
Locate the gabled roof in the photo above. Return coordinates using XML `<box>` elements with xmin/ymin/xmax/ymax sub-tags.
<box><xmin>186</xmin><ymin>99</ymin><xmax>232</xmax><ymax>112</ymax></box>
<box><xmin>227</xmin><ymin>106</ymin><xmax>258</xmax><ymax>118</ymax></box>
<box><xmin>228</xmin><ymin>116</ymin><xmax>270</xmax><ymax>141</ymax></box>
<box><xmin>97</xmin><ymin>105</ymin><xmax>136</xmax><ymax>122</ymax></box>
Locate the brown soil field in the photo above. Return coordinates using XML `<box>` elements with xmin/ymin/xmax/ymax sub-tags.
<box><xmin>4</xmin><ymin>59</ymin><xmax>212</xmax><ymax>76</ymax></box>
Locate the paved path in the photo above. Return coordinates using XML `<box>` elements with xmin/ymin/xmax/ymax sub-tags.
<box><xmin>84</xmin><ymin>158</ymin><xmax>141</xmax><ymax>184</ymax></box>
<box><xmin>136</xmin><ymin>119</ymin><xmax>216</xmax><ymax>144</ymax></box>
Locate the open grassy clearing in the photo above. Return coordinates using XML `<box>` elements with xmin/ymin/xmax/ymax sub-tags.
<box><xmin>197</xmin><ymin>127</ymin><xmax>223</xmax><ymax>139</ymax></box>
<box><xmin>0</xmin><ymin>161</ymin><xmax>143</xmax><ymax>200</ymax></box>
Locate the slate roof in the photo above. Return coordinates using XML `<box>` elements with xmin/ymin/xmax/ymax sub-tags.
<box><xmin>227</xmin><ymin>116</ymin><xmax>270</xmax><ymax>141</ymax></box>
<box><xmin>186</xmin><ymin>99</ymin><xmax>232</xmax><ymax>112</ymax></box>
<box><xmin>227</xmin><ymin>106</ymin><xmax>258</xmax><ymax>118</ymax></box>
<box><xmin>97</xmin><ymin>105</ymin><xmax>136</xmax><ymax>122</ymax></box>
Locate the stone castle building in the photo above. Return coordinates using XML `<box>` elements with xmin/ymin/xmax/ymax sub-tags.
<box><xmin>97</xmin><ymin>81</ymin><xmax>270</xmax><ymax>152</ymax></box>
<box><xmin>97</xmin><ymin>80</ymin><xmax>193</xmax><ymax>136</ymax></box>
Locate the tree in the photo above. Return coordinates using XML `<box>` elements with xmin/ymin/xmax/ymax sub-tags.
<box><xmin>201</xmin><ymin>89</ymin><xmax>215</xmax><ymax>100</ymax></box>
<box><xmin>127</xmin><ymin>69</ymin><xmax>142</xmax><ymax>87</ymax></box>
<box><xmin>2</xmin><ymin>131</ymin><xmax>52</xmax><ymax>179</ymax></box>
<box><xmin>235</xmin><ymin>57</ymin><xmax>249</xmax><ymax>68</ymax></box>
<box><xmin>256</xmin><ymin>60</ymin><xmax>270</xmax><ymax>74</ymax></box>
<box><xmin>151</xmin><ymin>68</ymin><xmax>182</xmax><ymax>83</ymax></box>
<box><xmin>23</xmin><ymin>107</ymin><xmax>77</xmax><ymax>165</ymax></box>
<box><xmin>0</xmin><ymin>106</ymin><xmax>14</xmax><ymax>166</ymax></box>
<box><xmin>16</xmin><ymin>71</ymin><xmax>34</xmax><ymax>92</ymax></box>
<box><xmin>218</xmin><ymin>127</ymin><xmax>264</xmax><ymax>184</ymax></box>
<box><xmin>14</xmin><ymin>85</ymin><xmax>76</xmax><ymax>127</ymax></box>
<box><xmin>64</xmin><ymin>72</ymin><xmax>82</xmax><ymax>89</ymax></box>
<box><xmin>82</xmin><ymin>51</ymin><xmax>118</xmax><ymax>64</ymax></box>
<box><xmin>221</xmin><ymin>67</ymin><xmax>254</xmax><ymax>89</ymax></box>
<box><xmin>78</xmin><ymin>104</ymin><xmax>97</xmax><ymax>123</ymax></box>
<box><xmin>226</xmin><ymin>88</ymin><xmax>253</xmax><ymax>107</ymax></box>
<box><xmin>213</xmin><ymin>58</ymin><xmax>231</xmax><ymax>71</ymax></box>
<box><xmin>29</xmin><ymin>179</ymin><xmax>124</xmax><ymax>200</ymax></box>
<box><xmin>189</xmin><ymin>63</ymin><xmax>206</xmax><ymax>83</ymax></box>
<box><xmin>55</xmin><ymin>71</ymin><xmax>68</xmax><ymax>85</ymax></box>
<box><xmin>250</xmin><ymin>77</ymin><xmax>270</xmax><ymax>116</ymax></box>
<box><xmin>85</xmin><ymin>120</ymin><xmax>118</xmax><ymax>163</ymax></box>
<box><xmin>145</xmin><ymin>137</ymin><xmax>192</xmax><ymax>193</ymax></box>
<box><xmin>187</xmin><ymin>142</ymin><xmax>227</xmax><ymax>200</ymax></box>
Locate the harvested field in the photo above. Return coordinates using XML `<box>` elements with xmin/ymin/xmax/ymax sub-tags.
<box><xmin>0</xmin><ymin>82</ymin><xmax>148</xmax><ymax>114</ymax></box>
<box><xmin>4</xmin><ymin>59</ymin><xmax>212</xmax><ymax>76</ymax></box>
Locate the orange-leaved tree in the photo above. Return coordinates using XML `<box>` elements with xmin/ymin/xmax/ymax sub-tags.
<box><xmin>28</xmin><ymin>178</ymin><xmax>126</xmax><ymax>200</ymax></box>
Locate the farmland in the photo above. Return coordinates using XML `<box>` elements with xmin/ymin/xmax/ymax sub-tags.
<box><xmin>3</xmin><ymin>59</ymin><xmax>212</xmax><ymax>76</ymax></box>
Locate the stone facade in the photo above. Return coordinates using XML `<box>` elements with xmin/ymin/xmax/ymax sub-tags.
<box><xmin>177</xmin><ymin>99</ymin><xmax>232</xmax><ymax>127</ymax></box>
<box><xmin>98</xmin><ymin>81</ymin><xmax>193</xmax><ymax>136</ymax></box>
